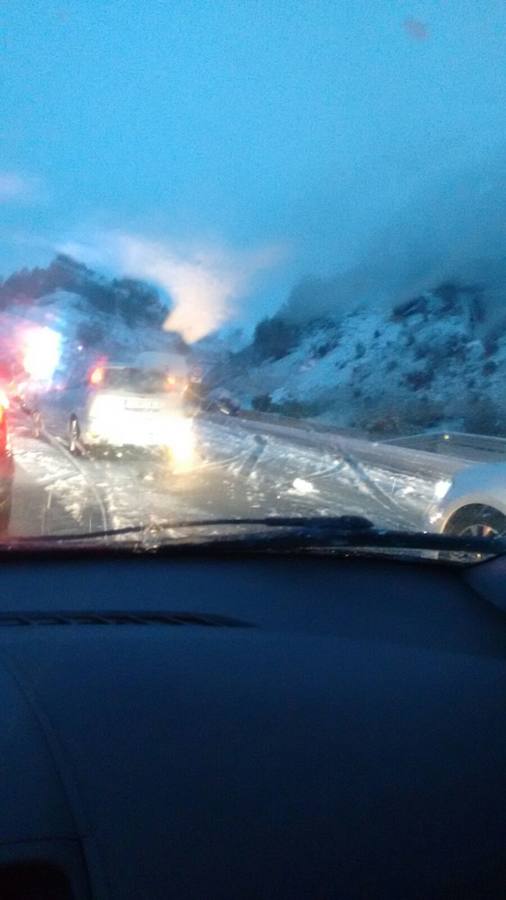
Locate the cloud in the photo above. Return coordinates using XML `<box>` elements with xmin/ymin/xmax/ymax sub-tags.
<box><xmin>0</xmin><ymin>171</ymin><xmax>40</xmax><ymax>203</ymax></box>
<box><xmin>283</xmin><ymin>153</ymin><xmax>506</xmax><ymax>323</ymax></box>
<box><xmin>61</xmin><ymin>231</ymin><xmax>286</xmax><ymax>342</ymax></box>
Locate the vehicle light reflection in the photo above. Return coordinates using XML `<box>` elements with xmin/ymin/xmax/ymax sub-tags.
<box><xmin>23</xmin><ymin>327</ymin><xmax>61</xmax><ymax>382</ymax></box>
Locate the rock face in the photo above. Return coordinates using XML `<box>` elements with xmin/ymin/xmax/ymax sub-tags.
<box><xmin>209</xmin><ymin>281</ymin><xmax>506</xmax><ymax>437</ymax></box>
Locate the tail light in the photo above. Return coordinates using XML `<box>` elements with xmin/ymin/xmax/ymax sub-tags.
<box><xmin>89</xmin><ymin>366</ymin><xmax>104</xmax><ymax>387</ymax></box>
<box><xmin>165</xmin><ymin>374</ymin><xmax>186</xmax><ymax>392</ymax></box>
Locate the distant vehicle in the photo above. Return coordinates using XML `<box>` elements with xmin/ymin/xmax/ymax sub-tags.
<box><xmin>0</xmin><ymin>389</ymin><xmax>14</xmax><ymax>533</ymax></box>
<box><xmin>67</xmin><ymin>362</ymin><xmax>195</xmax><ymax>465</ymax></box>
<box><xmin>428</xmin><ymin>463</ymin><xmax>506</xmax><ymax>537</ymax></box>
<box><xmin>204</xmin><ymin>389</ymin><xmax>240</xmax><ymax>417</ymax></box>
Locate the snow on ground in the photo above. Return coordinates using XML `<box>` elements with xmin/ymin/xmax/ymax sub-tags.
<box><xmin>10</xmin><ymin>410</ymin><xmax>439</xmax><ymax>541</ymax></box>
<box><xmin>12</xmin><ymin>430</ymin><xmax>107</xmax><ymax>535</ymax></box>
<box><xmin>196</xmin><ymin>416</ymin><xmax>438</xmax><ymax>529</ymax></box>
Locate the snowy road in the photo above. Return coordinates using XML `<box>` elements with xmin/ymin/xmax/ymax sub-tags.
<box><xmin>8</xmin><ymin>411</ymin><xmax>447</xmax><ymax>540</ymax></box>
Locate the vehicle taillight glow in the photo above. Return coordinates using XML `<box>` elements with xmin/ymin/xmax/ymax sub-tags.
<box><xmin>165</xmin><ymin>374</ymin><xmax>184</xmax><ymax>391</ymax></box>
<box><xmin>89</xmin><ymin>366</ymin><xmax>104</xmax><ymax>386</ymax></box>
<box><xmin>165</xmin><ymin>375</ymin><xmax>187</xmax><ymax>392</ymax></box>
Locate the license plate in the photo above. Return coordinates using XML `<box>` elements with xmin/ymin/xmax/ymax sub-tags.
<box><xmin>125</xmin><ymin>398</ymin><xmax>160</xmax><ymax>411</ymax></box>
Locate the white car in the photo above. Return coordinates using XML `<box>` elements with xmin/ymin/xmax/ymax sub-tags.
<box><xmin>428</xmin><ymin>463</ymin><xmax>506</xmax><ymax>537</ymax></box>
<box><xmin>68</xmin><ymin>363</ymin><xmax>195</xmax><ymax>465</ymax></box>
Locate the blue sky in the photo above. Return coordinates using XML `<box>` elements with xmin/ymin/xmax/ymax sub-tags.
<box><xmin>2</xmin><ymin>1</ymin><xmax>506</xmax><ymax>333</ymax></box>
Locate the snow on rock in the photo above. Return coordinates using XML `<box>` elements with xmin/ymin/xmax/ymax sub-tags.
<box><xmin>215</xmin><ymin>284</ymin><xmax>504</xmax><ymax>436</ymax></box>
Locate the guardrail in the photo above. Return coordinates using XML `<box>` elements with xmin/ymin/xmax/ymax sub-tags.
<box><xmin>387</xmin><ymin>431</ymin><xmax>506</xmax><ymax>462</ymax></box>
<box><xmin>236</xmin><ymin>408</ymin><xmax>369</xmax><ymax>440</ymax></box>
<box><xmin>221</xmin><ymin>409</ymin><xmax>506</xmax><ymax>469</ymax></box>
<box><xmin>207</xmin><ymin>410</ymin><xmax>471</xmax><ymax>481</ymax></box>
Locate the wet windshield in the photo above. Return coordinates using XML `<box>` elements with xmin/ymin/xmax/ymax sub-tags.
<box><xmin>98</xmin><ymin>368</ymin><xmax>178</xmax><ymax>394</ymax></box>
<box><xmin>1</xmin><ymin>2</ymin><xmax>506</xmax><ymax>558</ymax></box>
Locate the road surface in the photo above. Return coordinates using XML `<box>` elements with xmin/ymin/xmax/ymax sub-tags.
<box><xmin>7</xmin><ymin>409</ymin><xmax>452</xmax><ymax>541</ymax></box>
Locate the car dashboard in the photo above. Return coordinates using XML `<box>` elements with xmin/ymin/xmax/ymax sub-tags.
<box><xmin>0</xmin><ymin>550</ymin><xmax>505</xmax><ymax>898</ymax></box>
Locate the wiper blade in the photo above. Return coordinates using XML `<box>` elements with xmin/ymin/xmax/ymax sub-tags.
<box><xmin>8</xmin><ymin>515</ymin><xmax>374</xmax><ymax>543</ymax></box>
<box><xmin>5</xmin><ymin>515</ymin><xmax>506</xmax><ymax>557</ymax></box>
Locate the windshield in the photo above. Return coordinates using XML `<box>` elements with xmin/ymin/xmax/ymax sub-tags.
<box><xmin>97</xmin><ymin>368</ymin><xmax>181</xmax><ymax>394</ymax></box>
<box><xmin>1</xmin><ymin>2</ymin><xmax>505</xmax><ymax>560</ymax></box>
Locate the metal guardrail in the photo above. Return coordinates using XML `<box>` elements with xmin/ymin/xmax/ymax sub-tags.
<box><xmin>225</xmin><ymin>410</ymin><xmax>506</xmax><ymax>469</ymax></box>
<box><xmin>237</xmin><ymin>408</ymin><xmax>369</xmax><ymax>440</ymax></box>
<box><xmin>387</xmin><ymin>431</ymin><xmax>506</xmax><ymax>462</ymax></box>
<box><xmin>208</xmin><ymin>410</ymin><xmax>471</xmax><ymax>481</ymax></box>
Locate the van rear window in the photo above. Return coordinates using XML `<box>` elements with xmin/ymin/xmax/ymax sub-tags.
<box><xmin>103</xmin><ymin>368</ymin><xmax>174</xmax><ymax>394</ymax></box>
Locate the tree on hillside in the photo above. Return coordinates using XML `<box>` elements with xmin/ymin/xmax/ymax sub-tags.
<box><xmin>112</xmin><ymin>278</ymin><xmax>167</xmax><ymax>327</ymax></box>
<box><xmin>252</xmin><ymin>316</ymin><xmax>300</xmax><ymax>362</ymax></box>
<box><xmin>0</xmin><ymin>254</ymin><xmax>170</xmax><ymax>330</ymax></box>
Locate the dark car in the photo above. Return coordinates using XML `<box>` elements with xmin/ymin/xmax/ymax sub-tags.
<box><xmin>204</xmin><ymin>390</ymin><xmax>241</xmax><ymax>416</ymax></box>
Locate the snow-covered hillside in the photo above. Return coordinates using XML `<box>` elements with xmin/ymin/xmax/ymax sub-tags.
<box><xmin>211</xmin><ymin>283</ymin><xmax>506</xmax><ymax>436</ymax></box>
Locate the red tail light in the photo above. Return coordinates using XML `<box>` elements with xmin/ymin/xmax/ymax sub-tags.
<box><xmin>165</xmin><ymin>375</ymin><xmax>186</xmax><ymax>392</ymax></box>
<box><xmin>89</xmin><ymin>366</ymin><xmax>104</xmax><ymax>387</ymax></box>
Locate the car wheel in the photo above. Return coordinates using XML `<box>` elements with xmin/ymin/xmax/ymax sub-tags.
<box><xmin>68</xmin><ymin>415</ymin><xmax>82</xmax><ymax>455</ymax></box>
<box><xmin>32</xmin><ymin>409</ymin><xmax>43</xmax><ymax>439</ymax></box>
<box><xmin>443</xmin><ymin>504</ymin><xmax>506</xmax><ymax>539</ymax></box>
<box><xmin>0</xmin><ymin>494</ymin><xmax>12</xmax><ymax>536</ymax></box>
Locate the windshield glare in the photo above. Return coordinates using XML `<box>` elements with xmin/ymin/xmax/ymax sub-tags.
<box><xmin>1</xmin><ymin>2</ymin><xmax>505</xmax><ymax>560</ymax></box>
<box><xmin>98</xmin><ymin>369</ymin><xmax>177</xmax><ymax>394</ymax></box>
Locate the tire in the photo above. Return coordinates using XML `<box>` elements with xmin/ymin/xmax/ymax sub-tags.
<box><xmin>443</xmin><ymin>504</ymin><xmax>506</xmax><ymax>539</ymax></box>
<box><xmin>32</xmin><ymin>409</ymin><xmax>43</xmax><ymax>440</ymax></box>
<box><xmin>0</xmin><ymin>492</ymin><xmax>12</xmax><ymax>536</ymax></box>
<box><xmin>68</xmin><ymin>415</ymin><xmax>82</xmax><ymax>455</ymax></box>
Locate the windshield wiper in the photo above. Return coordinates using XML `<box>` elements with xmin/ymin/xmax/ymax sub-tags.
<box><xmin>5</xmin><ymin>515</ymin><xmax>506</xmax><ymax>557</ymax></box>
<box><xmin>8</xmin><ymin>515</ymin><xmax>374</xmax><ymax>543</ymax></box>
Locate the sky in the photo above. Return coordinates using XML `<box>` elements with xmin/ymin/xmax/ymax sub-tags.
<box><xmin>2</xmin><ymin>0</ymin><xmax>506</xmax><ymax>338</ymax></box>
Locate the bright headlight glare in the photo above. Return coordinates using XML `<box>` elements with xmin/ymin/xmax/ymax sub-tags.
<box><xmin>89</xmin><ymin>395</ymin><xmax>124</xmax><ymax>418</ymax></box>
<box><xmin>86</xmin><ymin>402</ymin><xmax>196</xmax><ymax>464</ymax></box>
<box><xmin>167</xmin><ymin>416</ymin><xmax>195</xmax><ymax>471</ymax></box>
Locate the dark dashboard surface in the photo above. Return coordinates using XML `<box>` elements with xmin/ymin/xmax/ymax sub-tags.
<box><xmin>0</xmin><ymin>552</ymin><xmax>505</xmax><ymax>899</ymax></box>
